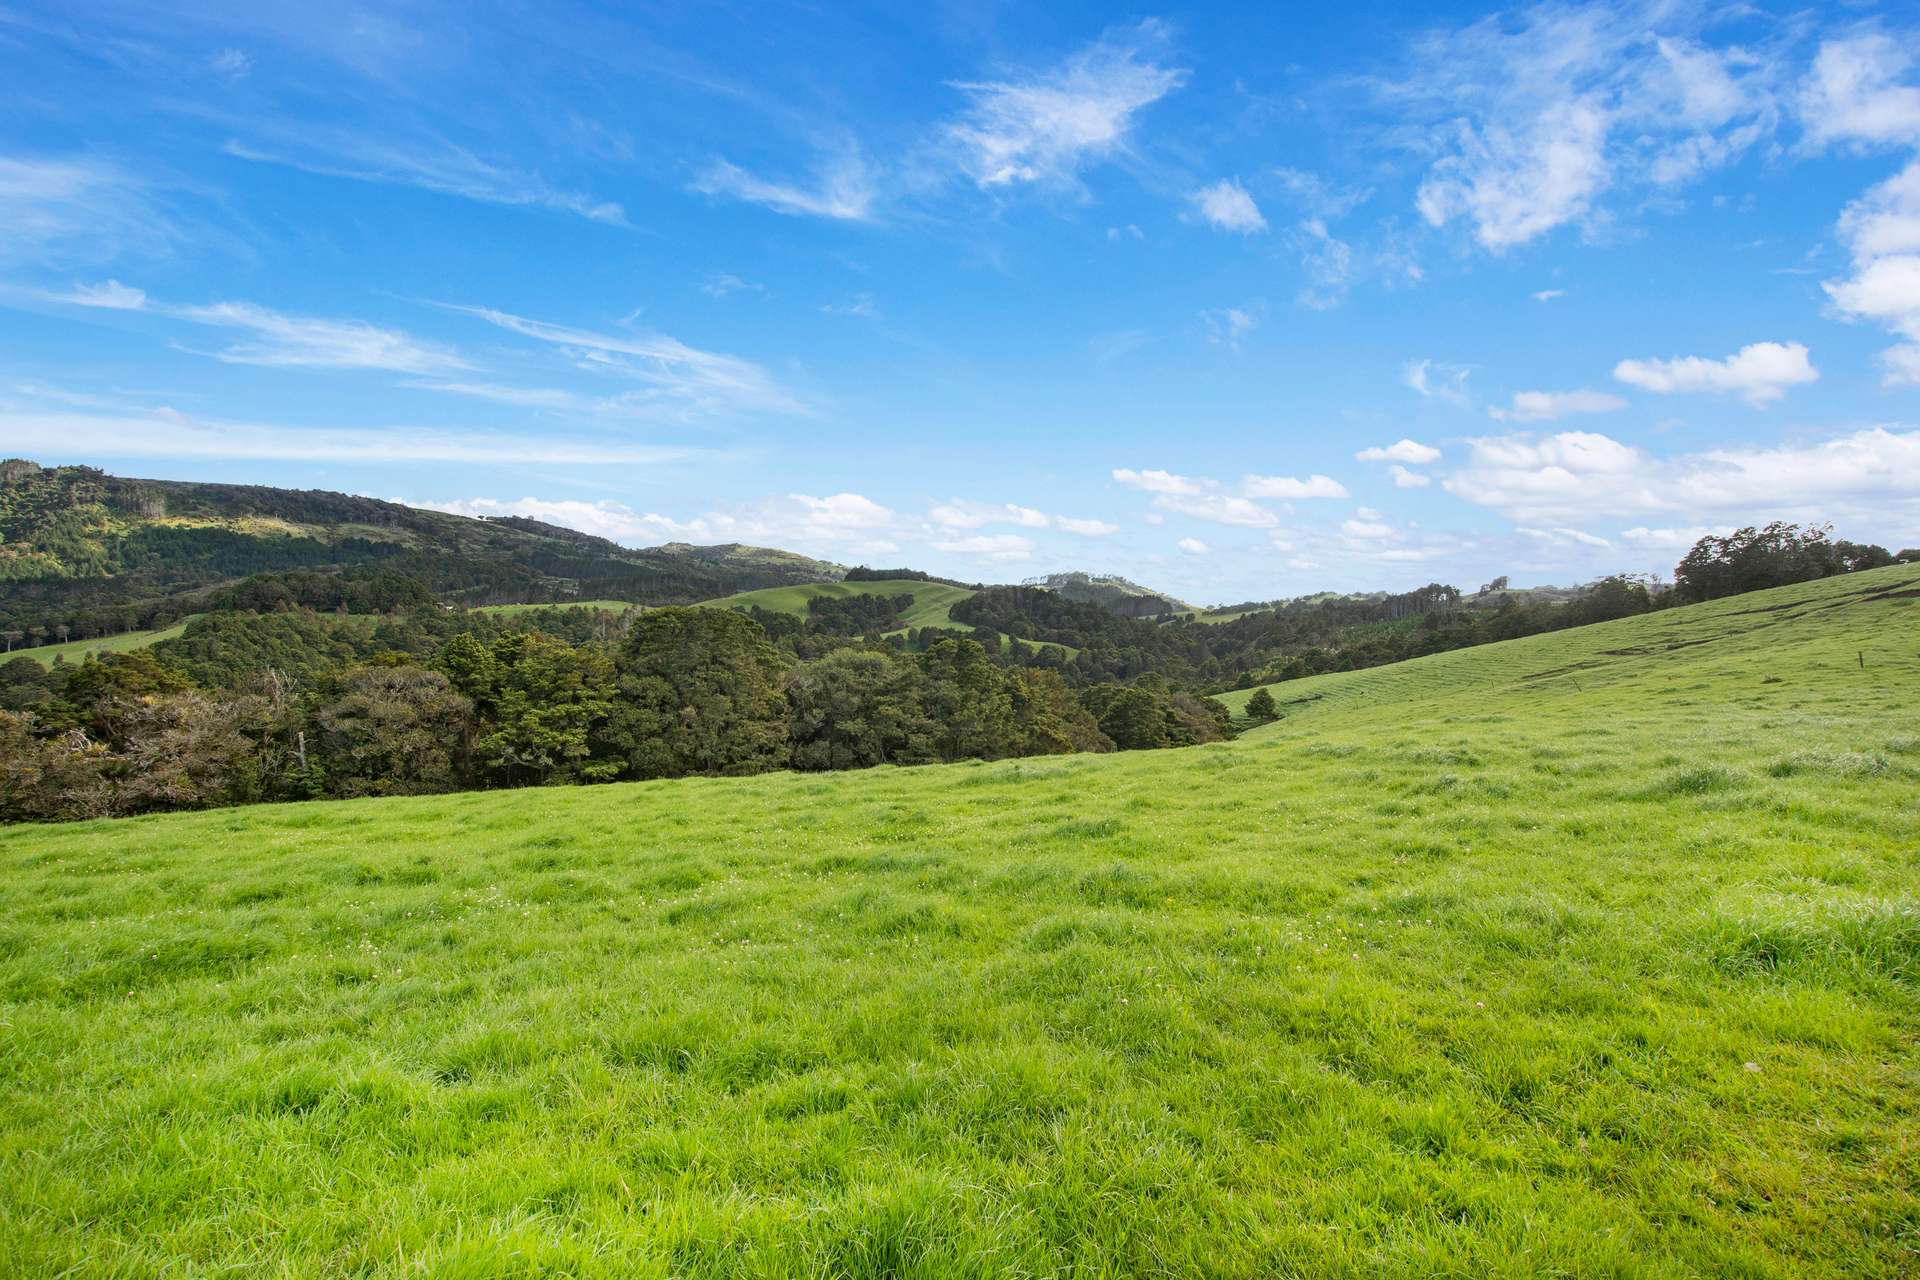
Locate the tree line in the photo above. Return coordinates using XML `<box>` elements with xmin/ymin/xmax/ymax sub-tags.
<box><xmin>0</xmin><ymin>605</ymin><xmax>1229</xmax><ymax>823</ymax></box>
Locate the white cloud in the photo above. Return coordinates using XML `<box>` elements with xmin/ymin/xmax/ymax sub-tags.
<box><xmin>1204</xmin><ymin>305</ymin><xmax>1259</xmax><ymax>348</ymax></box>
<box><xmin>1401</xmin><ymin>359</ymin><xmax>1472</xmax><ymax>406</ymax></box>
<box><xmin>1488</xmin><ymin>388</ymin><xmax>1627</xmax><ymax>422</ymax></box>
<box><xmin>1176</xmin><ymin>537</ymin><xmax>1209</xmax><ymax>554</ymax></box>
<box><xmin>928</xmin><ymin>499</ymin><xmax>1050</xmax><ymax>529</ymax></box>
<box><xmin>791</xmin><ymin>492</ymin><xmax>894</xmax><ymax>531</ymax></box>
<box><xmin>1444</xmin><ymin>426</ymin><xmax>1920</xmax><ymax>525</ymax></box>
<box><xmin>1242</xmin><ymin>473</ymin><xmax>1348</xmax><ymax>500</ymax></box>
<box><xmin>1356</xmin><ymin>438</ymin><xmax>1442</xmax><ymax>464</ymax></box>
<box><xmin>1190</xmin><ymin>179</ymin><xmax>1267</xmax><ymax>233</ymax></box>
<box><xmin>1388</xmin><ymin>464</ymin><xmax>1432</xmax><ymax>488</ymax></box>
<box><xmin>945</xmin><ymin>21</ymin><xmax>1186</xmax><ymax>189</ymax></box>
<box><xmin>1533</xmin><ymin>289</ymin><xmax>1567</xmax><ymax>302</ymax></box>
<box><xmin>61</xmin><ymin>279</ymin><xmax>148</xmax><ymax>310</ymax></box>
<box><xmin>1271</xmin><ymin>167</ymin><xmax>1373</xmax><ymax>220</ymax></box>
<box><xmin>223</xmin><ymin>137</ymin><xmax>627</xmax><ymax>227</ymax></box>
<box><xmin>442</xmin><ymin>304</ymin><xmax>803</xmax><ymax>417</ymax></box>
<box><xmin>0</xmin><ymin>155</ymin><xmax>178</xmax><ymax>266</ymax></box>
<box><xmin>1799</xmin><ymin>35</ymin><xmax>1920</xmax><ymax>150</ymax></box>
<box><xmin>176</xmin><ymin>301</ymin><xmax>471</xmax><ymax>374</ymax></box>
<box><xmin>412</xmin><ymin>491</ymin><xmax>905</xmax><ymax>555</ymax></box>
<box><xmin>1823</xmin><ymin>160</ymin><xmax>1920</xmax><ymax>385</ymax></box>
<box><xmin>1113</xmin><ymin>467</ymin><xmax>1206</xmax><ymax>496</ymax></box>
<box><xmin>0</xmin><ymin>406</ymin><xmax>697</xmax><ymax>467</ymax></box>
<box><xmin>1292</xmin><ymin>218</ymin><xmax>1354</xmax><ymax>310</ymax></box>
<box><xmin>211</xmin><ymin>48</ymin><xmax>251</xmax><ymax>78</ymax></box>
<box><xmin>1341</xmin><ymin>517</ymin><xmax>1395</xmax><ymax>540</ymax></box>
<box><xmin>1156</xmin><ymin>492</ymin><xmax>1279</xmax><ymax>528</ymax></box>
<box><xmin>1056</xmin><ymin>515</ymin><xmax>1120</xmax><ymax>536</ymax></box>
<box><xmin>932</xmin><ymin>533</ymin><xmax>1037</xmax><ymax>561</ymax></box>
<box><xmin>1113</xmin><ymin>469</ymin><xmax>1282</xmax><ymax>527</ymax></box>
<box><xmin>691</xmin><ymin>149</ymin><xmax>877</xmax><ymax>221</ymax></box>
<box><xmin>701</xmin><ymin>273</ymin><xmax>763</xmax><ymax>298</ymax></box>
<box><xmin>1517</xmin><ymin>525</ymin><xmax>1611</xmax><ymax>548</ymax></box>
<box><xmin>50</xmin><ymin>283</ymin><xmax>470</xmax><ymax>375</ymax></box>
<box><xmin>1613</xmin><ymin>341</ymin><xmax>1817</xmax><ymax>405</ymax></box>
<box><xmin>1620</xmin><ymin>525</ymin><xmax>1723</xmax><ymax>550</ymax></box>
<box><xmin>1390</xmin><ymin>5</ymin><xmax>1779</xmax><ymax>251</ymax></box>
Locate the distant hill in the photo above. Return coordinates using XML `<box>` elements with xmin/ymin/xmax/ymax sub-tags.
<box><xmin>1027</xmin><ymin>571</ymin><xmax>1188</xmax><ymax>617</ymax></box>
<box><xmin>0</xmin><ymin>461</ymin><xmax>842</xmax><ymax>642</ymax></box>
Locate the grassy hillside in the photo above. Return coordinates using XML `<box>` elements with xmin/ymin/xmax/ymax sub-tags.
<box><xmin>5</xmin><ymin>616</ymin><xmax>198</xmax><ymax>667</ymax></box>
<box><xmin>705</xmin><ymin>578</ymin><xmax>977</xmax><ymax>631</ymax></box>
<box><xmin>1217</xmin><ymin>562</ymin><xmax>1920</xmax><ymax>723</ymax></box>
<box><xmin>471</xmin><ymin>600</ymin><xmax>646</xmax><ymax>618</ymax></box>
<box><xmin>2</xmin><ymin>567</ymin><xmax>1916</xmax><ymax>1276</ymax></box>
<box><xmin>0</xmin><ymin>462</ymin><xmax>842</xmax><ymax>640</ymax></box>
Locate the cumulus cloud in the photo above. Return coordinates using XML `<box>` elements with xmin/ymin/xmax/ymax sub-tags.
<box><xmin>1112</xmin><ymin>467</ymin><xmax>1206</xmax><ymax>496</ymax></box>
<box><xmin>945</xmin><ymin>21</ymin><xmax>1186</xmax><ymax>190</ymax></box>
<box><xmin>1241</xmin><ymin>473</ymin><xmax>1349</xmax><ymax>500</ymax></box>
<box><xmin>1388</xmin><ymin>464</ymin><xmax>1432</xmax><ymax>488</ymax></box>
<box><xmin>1356</xmin><ymin>438</ymin><xmax>1442</xmax><ymax>464</ymax></box>
<box><xmin>1488</xmin><ymin>388</ymin><xmax>1627</xmax><ymax>422</ymax></box>
<box><xmin>1444</xmin><ymin>426</ymin><xmax>1920</xmax><ymax>525</ymax></box>
<box><xmin>1799</xmin><ymin>34</ymin><xmax>1920</xmax><ymax>150</ymax></box>
<box><xmin>1823</xmin><ymin>160</ymin><xmax>1920</xmax><ymax>385</ymax></box>
<box><xmin>1612</xmin><ymin>340</ymin><xmax>1817</xmax><ymax>405</ymax></box>
<box><xmin>1190</xmin><ymin>179</ymin><xmax>1267</xmax><ymax>232</ymax></box>
<box><xmin>412</xmin><ymin>490</ymin><xmax>903</xmax><ymax>556</ymax></box>
<box><xmin>1176</xmin><ymin>537</ymin><xmax>1210</xmax><ymax>554</ymax></box>
<box><xmin>1056</xmin><ymin>515</ymin><xmax>1120</xmax><ymax>536</ymax></box>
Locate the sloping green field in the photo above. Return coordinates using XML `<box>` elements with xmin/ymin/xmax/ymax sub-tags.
<box><xmin>472</xmin><ymin>600</ymin><xmax>646</xmax><ymax>617</ymax></box>
<box><xmin>704</xmin><ymin>578</ymin><xmax>977</xmax><ymax>631</ymax></box>
<box><xmin>1</xmin><ymin>566</ymin><xmax>1916</xmax><ymax>1277</ymax></box>
<box><xmin>10</xmin><ymin>617</ymin><xmax>198</xmax><ymax>668</ymax></box>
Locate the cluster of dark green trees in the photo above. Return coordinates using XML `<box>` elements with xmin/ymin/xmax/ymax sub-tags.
<box><xmin>1672</xmin><ymin>522</ymin><xmax>1910</xmax><ymax>602</ymax></box>
<box><xmin>0</xmin><ymin>604</ymin><xmax>1230</xmax><ymax>823</ymax></box>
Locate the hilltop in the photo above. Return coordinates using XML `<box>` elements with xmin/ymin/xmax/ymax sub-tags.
<box><xmin>0</xmin><ymin>462</ymin><xmax>842</xmax><ymax>641</ymax></box>
<box><xmin>1027</xmin><ymin>570</ymin><xmax>1189</xmax><ymax>617</ymax></box>
<box><xmin>2</xmin><ymin>564</ymin><xmax>1914</xmax><ymax>1276</ymax></box>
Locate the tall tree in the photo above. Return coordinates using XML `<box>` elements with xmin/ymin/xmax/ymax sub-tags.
<box><xmin>611</xmin><ymin>608</ymin><xmax>789</xmax><ymax>778</ymax></box>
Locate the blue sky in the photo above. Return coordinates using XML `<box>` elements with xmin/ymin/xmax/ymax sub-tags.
<box><xmin>3</xmin><ymin>1</ymin><xmax>1918</xmax><ymax>603</ymax></box>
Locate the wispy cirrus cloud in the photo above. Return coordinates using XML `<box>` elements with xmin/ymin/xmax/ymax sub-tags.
<box><xmin>0</xmin><ymin>403</ymin><xmax>698</xmax><ymax>467</ymax></box>
<box><xmin>52</xmin><ymin>281</ymin><xmax>471</xmax><ymax>374</ymax></box>
<box><xmin>1385</xmin><ymin>2</ymin><xmax>1781</xmax><ymax>251</ymax></box>
<box><xmin>222</xmin><ymin>135</ymin><xmax>629</xmax><ymax>226</ymax></box>
<box><xmin>0</xmin><ymin>155</ymin><xmax>181</xmax><ymax>266</ymax></box>
<box><xmin>944</xmin><ymin>20</ymin><xmax>1186</xmax><ymax>191</ymax></box>
<box><xmin>691</xmin><ymin>146</ymin><xmax>878</xmax><ymax>221</ymax></box>
<box><xmin>440</xmin><ymin>303</ymin><xmax>805</xmax><ymax>418</ymax></box>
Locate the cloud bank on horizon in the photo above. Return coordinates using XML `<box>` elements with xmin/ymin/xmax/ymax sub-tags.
<box><xmin>2</xmin><ymin>1</ymin><xmax>1918</xmax><ymax>601</ymax></box>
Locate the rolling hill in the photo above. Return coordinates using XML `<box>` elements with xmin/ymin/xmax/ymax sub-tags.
<box><xmin>0</xmin><ymin>461</ymin><xmax>843</xmax><ymax>643</ymax></box>
<box><xmin>2</xmin><ymin>564</ymin><xmax>1914</xmax><ymax>1276</ymax></box>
